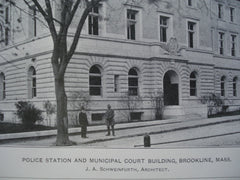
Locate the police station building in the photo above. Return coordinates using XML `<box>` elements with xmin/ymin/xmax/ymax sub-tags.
<box><xmin>0</xmin><ymin>0</ymin><xmax>240</xmax><ymax>126</ymax></box>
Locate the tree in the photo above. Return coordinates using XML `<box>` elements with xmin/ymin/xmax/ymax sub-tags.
<box><xmin>69</xmin><ymin>90</ymin><xmax>90</xmax><ymax>126</ymax></box>
<box><xmin>119</xmin><ymin>91</ymin><xmax>142</xmax><ymax>122</ymax></box>
<box><xmin>22</xmin><ymin>0</ymin><xmax>175</xmax><ymax>145</ymax></box>
<box><xmin>23</xmin><ymin>0</ymin><xmax>102</xmax><ymax>145</ymax></box>
<box><xmin>24</xmin><ymin>0</ymin><xmax>153</xmax><ymax>145</ymax></box>
<box><xmin>43</xmin><ymin>100</ymin><xmax>56</xmax><ymax>126</ymax></box>
<box><xmin>200</xmin><ymin>93</ymin><xmax>232</xmax><ymax>117</ymax></box>
<box><xmin>149</xmin><ymin>90</ymin><xmax>164</xmax><ymax>120</ymax></box>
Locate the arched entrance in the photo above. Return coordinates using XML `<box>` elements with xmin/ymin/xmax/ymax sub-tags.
<box><xmin>163</xmin><ymin>70</ymin><xmax>179</xmax><ymax>105</ymax></box>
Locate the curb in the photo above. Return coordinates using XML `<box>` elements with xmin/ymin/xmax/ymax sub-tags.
<box><xmin>83</xmin><ymin>116</ymin><xmax>240</xmax><ymax>146</ymax></box>
<box><xmin>0</xmin><ymin>118</ymin><xmax>181</xmax><ymax>141</ymax></box>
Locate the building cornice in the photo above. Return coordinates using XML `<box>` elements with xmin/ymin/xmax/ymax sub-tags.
<box><xmin>185</xmin><ymin>48</ymin><xmax>213</xmax><ymax>55</ymax></box>
<box><xmin>188</xmin><ymin>61</ymin><xmax>214</xmax><ymax>67</ymax></box>
<box><xmin>215</xmin><ymin>66</ymin><xmax>240</xmax><ymax>71</ymax></box>
<box><xmin>213</xmin><ymin>54</ymin><xmax>240</xmax><ymax>61</ymax></box>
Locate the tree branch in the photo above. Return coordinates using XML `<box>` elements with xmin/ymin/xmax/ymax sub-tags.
<box><xmin>31</xmin><ymin>0</ymin><xmax>58</xmax><ymax>41</ymax></box>
<box><xmin>45</xmin><ymin>0</ymin><xmax>58</xmax><ymax>41</ymax></box>
<box><xmin>31</xmin><ymin>0</ymin><xmax>48</xmax><ymax>18</ymax></box>
<box><xmin>58</xmin><ymin>0</ymin><xmax>100</xmax><ymax>75</ymax></box>
<box><xmin>65</xmin><ymin>0</ymin><xmax>81</xmax><ymax>28</ymax></box>
<box><xmin>57</xmin><ymin>0</ymin><xmax>70</xmax><ymax>44</ymax></box>
<box><xmin>66</xmin><ymin>0</ymin><xmax>102</xmax><ymax>63</ymax></box>
<box><xmin>24</xmin><ymin>0</ymin><xmax>62</xmax><ymax>25</ymax></box>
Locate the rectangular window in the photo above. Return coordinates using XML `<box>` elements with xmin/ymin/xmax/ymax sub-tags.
<box><xmin>88</xmin><ymin>6</ymin><xmax>99</xmax><ymax>35</ymax></box>
<box><xmin>0</xmin><ymin>3</ymin><xmax>3</xmax><ymax>14</ymax></box>
<box><xmin>218</xmin><ymin>4</ymin><xmax>223</xmax><ymax>19</ymax></box>
<box><xmin>33</xmin><ymin>7</ymin><xmax>37</xmax><ymax>37</ymax></box>
<box><xmin>230</xmin><ymin>7</ymin><xmax>234</xmax><ymax>22</ymax></box>
<box><xmin>219</xmin><ymin>32</ymin><xmax>224</xmax><ymax>55</ymax></box>
<box><xmin>114</xmin><ymin>75</ymin><xmax>119</xmax><ymax>92</ymax></box>
<box><xmin>130</xmin><ymin>112</ymin><xmax>142</xmax><ymax>121</ymax></box>
<box><xmin>188</xmin><ymin>21</ymin><xmax>196</xmax><ymax>48</ymax></box>
<box><xmin>5</xmin><ymin>6</ymin><xmax>9</xmax><ymax>24</ymax></box>
<box><xmin>127</xmin><ymin>10</ymin><xmax>137</xmax><ymax>40</ymax></box>
<box><xmin>188</xmin><ymin>0</ymin><xmax>192</xmax><ymax>6</ymax></box>
<box><xmin>91</xmin><ymin>113</ymin><xmax>104</xmax><ymax>121</ymax></box>
<box><xmin>160</xmin><ymin>16</ymin><xmax>169</xmax><ymax>42</ymax></box>
<box><xmin>29</xmin><ymin>5</ymin><xmax>37</xmax><ymax>37</ymax></box>
<box><xmin>231</xmin><ymin>35</ymin><xmax>236</xmax><ymax>56</ymax></box>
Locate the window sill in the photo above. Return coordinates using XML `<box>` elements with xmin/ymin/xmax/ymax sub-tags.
<box><xmin>189</xmin><ymin>96</ymin><xmax>198</xmax><ymax>100</ymax></box>
<box><xmin>187</xmin><ymin>6</ymin><xmax>197</xmax><ymax>10</ymax></box>
<box><xmin>90</xmin><ymin>96</ymin><xmax>104</xmax><ymax>101</ymax></box>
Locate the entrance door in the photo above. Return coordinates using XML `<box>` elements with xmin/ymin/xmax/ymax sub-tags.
<box><xmin>163</xmin><ymin>70</ymin><xmax>179</xmax><ymax>105</ymax></box>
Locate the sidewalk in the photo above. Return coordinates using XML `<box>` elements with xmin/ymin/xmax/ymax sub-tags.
<box><xmin>1</xmin><ymin>115</ymin><xmax>240</xmax><ymax>146</ymax></box>
<box><xmin>78</xmin><ymin>114</ymin><xmax>240</xmax><ymax>146</ymax></box>
<box><xmin>0</xmin><ymin>117</ymin><xmax>182</xmax><ymax>141</ymax></box>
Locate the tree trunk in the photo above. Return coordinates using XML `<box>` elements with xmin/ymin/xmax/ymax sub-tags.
<box><xmin>55</xmin><ymin>75</ymin><xmax>75</xmax><ymax>146</ymax></box>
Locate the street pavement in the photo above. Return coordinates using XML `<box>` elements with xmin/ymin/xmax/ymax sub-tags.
<box><xmin>0</xmin><ymin>115</ymin><xmax>240</xmax><ymax>147</ymax></box>
<box><xmin>92</xmin><ymin>120</ymin><xmax>240</xmax><ymax>148</ymax></box>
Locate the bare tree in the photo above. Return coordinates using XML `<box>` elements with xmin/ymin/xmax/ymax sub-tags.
<box><xmin>149</xmin><ymin>90</ymin><xmax>164</xmax><ymax>120</ymax></box>
<box><xmin>69</xmin><ymin>90</ymin><xmax>90</xmax><ymax>126</ymax></box>
<box><xmin>43</xmin><ymin>100</ymin><xmax>56</xmax><ymax>126</ymax></box>
<box><xmin>23</xmin><ymin>0</ymin><xmax>102</xmax><ymax>145</ymax></box>
<box><xmin>119</xmin><ymin>91</ymin><xmax>142</xmax><ymax>122</ymax></box>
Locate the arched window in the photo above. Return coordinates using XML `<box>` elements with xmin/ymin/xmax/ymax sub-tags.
<box><xmin>28</xmin><ymin>66</ymin><xmax>36</xmax><ymax>98</ymax></box>
<box><xmin>128</xmin><ymin>68</ymin><xmax>138</xmax><ymax>96</ymax></box>
<box><xmin>0</xmin><ymin>73</ymin><xmax>6</xmax><ymax>100</ymax></box>
<box><xmin>221</xmin><ymin>76</ymin><xmax>226</xmax><ymax>97</ymax></box>
<box><xmin>190</xmin><ymin>72</ymin><xmax>197</xmax><ymax>96</ymax></box>
<box><xmin>89</xmin><ymin>65</ymin><xmax>102</xmax><ymax>96</ymax></box>
<box><xmin>233</xmin><ymin>77</ymin><xmax>237</xmax><ymax>97</ymax></box>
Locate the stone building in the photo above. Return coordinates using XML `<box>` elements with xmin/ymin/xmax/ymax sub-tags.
<box><xmin>0</xmin><ymin>0</ymin><xmax>239</xmax><ymax>126</ymax></box>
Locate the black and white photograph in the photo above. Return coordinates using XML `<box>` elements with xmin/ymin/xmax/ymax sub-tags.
<box><xmin>0</xmin><ymin>0</ymin><xmax>240</xmax><ymax>179</ymax></box>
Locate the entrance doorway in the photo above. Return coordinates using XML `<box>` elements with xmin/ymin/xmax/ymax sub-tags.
<box><xmin>163</xmin><ymin>70</ymin><xmax>179</xmax><ymax>105</ymax></box>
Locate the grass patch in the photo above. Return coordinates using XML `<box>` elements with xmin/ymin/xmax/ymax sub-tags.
<box><xmin>0</xmin><ymin>122</ymin><xmax>55</xmax><ymax>134</ymax></box>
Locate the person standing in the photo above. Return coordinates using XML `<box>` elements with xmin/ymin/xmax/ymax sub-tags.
<box><xmin>79</xmin><ymin>106</ymin><xmax>88</xmax><ymax>138</ymax></box>
<box><xmin>104</xmin><ymin>104</ymin><xmax>115</xmax><ymax>136</ymax></box>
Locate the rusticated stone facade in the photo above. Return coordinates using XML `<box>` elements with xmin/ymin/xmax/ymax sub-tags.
<box><xmin>0</xmin><ymin>0</ymin><xmax>239</xmax><ymax>126</ymax></box>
